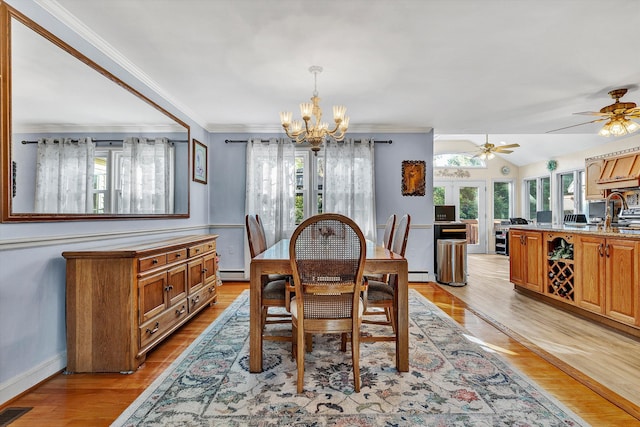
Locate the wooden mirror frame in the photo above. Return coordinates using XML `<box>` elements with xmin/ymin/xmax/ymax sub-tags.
<box><xmin>0</xmin><ymin>3</ymin><xmax>191</xmax><ymax>222</ymax></box>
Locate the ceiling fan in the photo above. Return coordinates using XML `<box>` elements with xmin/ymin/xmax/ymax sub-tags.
<box><xmin>547</xmin><ymin>88</ymin><xmax>640</xmax><ymax>136</ymax></box>
<box><xmin>473</xmin><ymin>135</ymin><xmax>520</xmax><ymax>160</ymax></box>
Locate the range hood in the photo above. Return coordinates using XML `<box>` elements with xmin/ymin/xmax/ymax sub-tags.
<box><xmin>596</xmin><ymin>152</ymin><xmax>640</xmax><ymax>190</ymax></box>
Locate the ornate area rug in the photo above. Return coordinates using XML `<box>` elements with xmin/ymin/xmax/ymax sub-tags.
<box><xmin>112</xmin><ymin>290</ymin><xmax>587</xmax><ymax>426</ymax></box>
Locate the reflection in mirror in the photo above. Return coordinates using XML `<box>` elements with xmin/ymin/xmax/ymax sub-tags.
<box><xmin>2</xmin><ymin>4</ymin><xmax>190</xmax><ymax>221</ymax></box>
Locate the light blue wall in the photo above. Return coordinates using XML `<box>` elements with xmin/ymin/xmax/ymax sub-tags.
<box><xmin>209</xmin><ymin>132</ymin><xmax>435</xmax><ymax>278</ymax></box>
<box><xmin>0</xmin><ymin>0</ymin><xmax>210</xmax><ymax>404</ymax></box>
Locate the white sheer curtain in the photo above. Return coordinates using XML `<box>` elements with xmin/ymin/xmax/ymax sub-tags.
<box><xmin>245</xmin><ymin>137</ymin><xmax>296</xmax><ymax>246</ymax></box>
<box><xmin>34</xmin><ymin>137</ymin><xmax>95</xmax><ymax>213</ymax></box>
<box><xmin>119</xmin><ymin>137</ymin><xmax>175</xmax><ymax>214</ymax></box>
<box><xmin>323</xmin><ymin>138</ymin><xmax>376</xmax><ymax>240</ymax></box>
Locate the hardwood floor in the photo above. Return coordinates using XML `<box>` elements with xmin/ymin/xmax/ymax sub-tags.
<box><xmin>443</xmin><ymin>254</ymin><xmax>640</xmax><ymax>419</ymax></box>
<box><xmin>2</xmin><ymin>273</ymin><xmax>639</xmax><ymax>426</ymax></box>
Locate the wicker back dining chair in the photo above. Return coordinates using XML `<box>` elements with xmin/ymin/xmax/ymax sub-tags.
<box><xmin>246</xmin><ymin>214</ymin><xmax>292</xmax><ymax>342</ymax></box>
<box><xmin>289</xmin><ymin>213</ymin><xmax>367</xmax><ymax>393</ymax></box>
<box><xmin>366</xmin><ymin>214</ymin><xmax>397</xmax><ymax>283</ymax></box>
<box><xmin>363</xmin><ymin>214</ymin><xmax>411</xmax><ymax>341</ymax></box>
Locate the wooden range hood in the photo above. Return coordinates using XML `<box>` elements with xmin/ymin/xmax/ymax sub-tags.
<box><xmin>596</xmin><ymin>151</ymin><xmax>640</xmax><ymax>190</ymax></box>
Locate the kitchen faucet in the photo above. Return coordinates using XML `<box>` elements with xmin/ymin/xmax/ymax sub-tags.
<box><xmin>604</xmin><ymin>191</ymin><xmax>629</xmax><ymax>231</ymax></box>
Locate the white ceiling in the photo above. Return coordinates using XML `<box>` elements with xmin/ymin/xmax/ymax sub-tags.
<box><xmin>17</xmin><ymin>0</ymin><xmax>640</xmax><ymax>165</ymax></box>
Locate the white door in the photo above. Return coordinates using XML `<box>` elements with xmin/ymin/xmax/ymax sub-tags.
<box><xmin>434</xmin><ymin>180</ymin><xmax>486</xmax><ymax>253</ymax></box>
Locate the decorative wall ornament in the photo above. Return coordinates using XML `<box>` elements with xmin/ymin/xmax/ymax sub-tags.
<box><xmin>435</xmin><ymin>168</ymin><xmax>471</xmax><ymax>178</ymax></box>
<box><xmin>546</xmin><ymin>159</ymin><xmax>558</xmax><ymax>172</ymax></box>
<box><xmin>193</xmin><ymin>139</ymin><xmax>208</xmax><ymax>184</ymax></box>
<box><xmin>402</xmin><ymin>160</ymin><xmax>426</xmax><ymax>196</ymax></box>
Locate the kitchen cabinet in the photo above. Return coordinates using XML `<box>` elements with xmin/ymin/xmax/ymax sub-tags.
<box><xmin>575</xmin><ymin>235</ymin><xmax>639</xmax><ymax>325</ymax></box>
<box><xmin>574</xmin><ymin>235</ymin><xmax>606</xmax><ymax>314</ymax></box>
<box><xmin>509</xmin><ymin>229</ymin><xmax>544</xmax><ymax>292</ymax></box>
<box><xmin>585</xmin><ymin>157</ymin><xmax>605</xmax><ymax>200</ymax></box>
<box><xmin>64</xmin><ymin>235</ymin><xmax>218</xmax><ymax>373</ymax></box>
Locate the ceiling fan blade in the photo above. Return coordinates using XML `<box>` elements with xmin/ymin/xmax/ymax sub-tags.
<box><xmin>573</xmin><ymin>111</ymin><xmax>611</xmax><ymax>117</ymax></box>
<box><xmin>495</xmin><ymin>149</ymin><xmax>514</xmax><ymax>154</ymax></box>
<box><xmin>546</xmin><ymin>118</ymin><xmax>607</xmax><ymax>133</ymax></box>
<box><xmin>497</xmin><ymin>143</ymin><xmax>520</xmax><ymax>149</ymax></box>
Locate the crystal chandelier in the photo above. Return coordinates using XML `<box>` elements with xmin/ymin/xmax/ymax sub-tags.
<box><xmin>280</xmin><ymin>66</ymin><xmax>349</xmax><ymax>153</ymax></box>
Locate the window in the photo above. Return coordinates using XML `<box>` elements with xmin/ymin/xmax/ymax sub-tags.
<box><xmin>558</xmin><ymin>170</ymin><xmax>585</xmax><ymax>217</ymax></box>
<box><xmin>433</xmin><ymin>186</ymin><xmax>445</xmax><ymax>205</ymax></box>
<box><xmin>92</xmin><ymin>148</ymin><xmax>124</xmax><ymax>214</ymax></box>
<box><xmin>433</xmin><ymin>153</ymin><xmax>486</xmax><ymax>168</ymax></box>
<box><xmin>493</xmin><ymin>181</ymin><xmax>512</xmax><ymax>220</ymax></box>
<box><xmin>92</xmin><ymin>152</ymin><xmax>109</xmax><ymax>213</ymax></box>
<box><xmin>294</xmin><ymin>150</ymin><xmax>324</xmax><ymax>224</ymax></box>
<box><xmin>524</xmin><ymin>176</ymin><xmax>551</xmax><ymax>220</ymax></box>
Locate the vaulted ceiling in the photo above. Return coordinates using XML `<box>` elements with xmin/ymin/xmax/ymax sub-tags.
<box><xmin>15</xmin><ymin>0</ymin><xmax>640</xmax><ymax>165</ymax></box>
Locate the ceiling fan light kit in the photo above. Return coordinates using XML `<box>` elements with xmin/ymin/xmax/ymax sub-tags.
<box><xmin>578</xmin><ymin>88</ymin><xmax>640</xmax><ymax>137</ymax></box>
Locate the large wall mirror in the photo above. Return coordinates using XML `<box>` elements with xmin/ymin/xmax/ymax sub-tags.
<box><xmin>1</xmin><ymin>3</ymin><xmax>190</xmax><ymax>222</ymax></box>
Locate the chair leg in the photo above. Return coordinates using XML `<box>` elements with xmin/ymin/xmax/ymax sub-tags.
<box><xmin>305</xmin><ymin>333</ymin><xmax>313</xmax><ymax>353</ymax></box>
<box><xmin>296</xmin><ymin>323</ymin><xmax>305</xmax><ymax>393</ymax></box>
<box><xmin>340</xmin><ymin>333</ymin><xmax>347</xmax><ymax>352</ymax></box>
<box><xmin>291</xmin><ymin>323</ymin><xmax>297</xmax><ymax>359</ymax></box>
<box><xmin>261</xmin><ymin>307</ymin><xmax>268</xmax><ymax>330</ymax></box>
<box><xmin>352</xmin><ymin>323</ymin><xmax>360</xmax><ymax>392</ymax></box>
<box><xmin>388</xmin><ymin>307</ymin><xmax>397</xmax><ymax>333</ymax></box>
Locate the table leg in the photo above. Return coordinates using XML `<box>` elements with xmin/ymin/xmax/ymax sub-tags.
<box><xmin>249</xmin><ymin>261</ymin><xmax>263</xmax><ymax>372</ymax></box>
<box><xmin>395</xmin><ymin>260</ymin><xmax>409</xmax><ymax>372</ymax></box>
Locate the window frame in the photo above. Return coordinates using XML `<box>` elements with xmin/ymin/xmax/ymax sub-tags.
<box><xmin>522</xmin><ymin>176</ymin><xmax>551</xmax><ymax>221</ymax></box>
<box><xmin>556</xmin><ymin>169</ymin><xmax>586</xmax><ymax>219</ymax></box>
<box><xmin>294</xmin><ymin>148</ymin><xmax>324</xmax><ymax>224</ymax></box>
<box><xmin>492</xmin><ymin>179</ymin><xmax>514</xmax><ymax>221</ymax></box>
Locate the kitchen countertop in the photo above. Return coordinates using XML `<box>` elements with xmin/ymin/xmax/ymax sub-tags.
<box><xmin>508</xmin><ymin>223</ymin><xmax>640</xmax><ymax>239</ymax></box>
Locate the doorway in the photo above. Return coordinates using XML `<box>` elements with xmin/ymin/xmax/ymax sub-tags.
<box><xmin>434</xmin><ymin>180</ymin><xmax>486</xmax><ymax>253</ymax></box>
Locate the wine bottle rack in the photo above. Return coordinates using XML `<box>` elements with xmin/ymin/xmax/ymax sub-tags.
<box><xmin>546</xmin><ymin>234</ymin><xmax>574</xmax><ymax>302</ymax></box>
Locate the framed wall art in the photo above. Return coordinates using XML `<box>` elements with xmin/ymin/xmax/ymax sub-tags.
<box><xmin>401</xmin><ymin>160</ymin><xmax>426</xmax><ymax>196</ymax></box>
<box><xmin>192</xmin><ymin>139</ymin><xmax>208</xmax><ymax>184</ymax></box>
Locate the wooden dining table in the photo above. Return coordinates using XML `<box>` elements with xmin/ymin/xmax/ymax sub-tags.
<box><xmin>249</xmin><ymin>239</ymin><xmax>409</xmax><ymax>373</ymax></box>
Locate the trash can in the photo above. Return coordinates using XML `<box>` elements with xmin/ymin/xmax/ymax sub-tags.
<box><xmin>436</xmin><ymin>238</ymin><xmax>467</xmax><ymax>286</ymax></box>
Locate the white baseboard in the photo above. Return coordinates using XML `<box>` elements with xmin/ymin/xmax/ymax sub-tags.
<box><xmin>219</xmin><ymin>270</ymin><xmax>247</xmax><ymax>281</ymax></box>
<box><xmin>0</xmin><ymin>352</ymin><xmax>66</xmax><ymax>406</ymax></box>
<box><xmin>409</xmin><ymin>272</ymin><xmax>432</xmax><ymax>282</ymax></box>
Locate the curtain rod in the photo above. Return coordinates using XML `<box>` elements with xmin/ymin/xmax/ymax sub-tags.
<box><xmin>225</xmin><ymin>139</ymin><xmax>392</xmax><ymax>144</ymax></box>
<box><xmin>21</xmin><ymin>138</ymin><xmax>188</xmax><ymax>144</ymax></box>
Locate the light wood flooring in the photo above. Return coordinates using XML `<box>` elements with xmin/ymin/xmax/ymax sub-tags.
<box><xmin>1</xmin><ymin>271</ymin><xmax>639</xmax><ymax>426</ymax></box>
<box><xmin>440</xmin><ymin>253</ymin><xmax>640</xmax><ymax>419</ymax></box>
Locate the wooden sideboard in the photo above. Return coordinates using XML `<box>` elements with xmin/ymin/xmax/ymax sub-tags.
<box><xmin>63</xmin><ymin>234</ymin><xmax>218</xmax><ymax>373</ymax></box>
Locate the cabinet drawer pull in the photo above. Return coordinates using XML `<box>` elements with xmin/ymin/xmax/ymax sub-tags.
<box><xmin>164</xmin><ymin>285</ymin><xmax>174</xmax><ymax>292</ymax></box>
<box><xmin>605</xmin><ymin>244</ymin><xmax>610</xmax><ymax>258</ymax></box>
<box><xmin>598</xmin><ymin>243</ymin><xmax>604</xmax><ymax>257</ymax></box>
<box><xmin>176</xmin><ymin>306</ymin><xmax>186</xmax><ymax>315</ymax></box>
<box><xmin>176</xmin><ymin>253</ymin><xmax>181</xmax><ymax>258</ymax></box>
<box><xmin>152</xmin><ymin>258</ymin><xmax>158</xmax><ymax>264</ymax></box>
<box><xmin>194</xmin><ymin>248</ymin><xmax>200</xmax><ymax>253</ymax></box>
<box><xmin>192</xmin><ymin>295</ymin><xmax>200</xmax><ymax>305</ymax></box>
<box><xmin>202</xmin><ymin>268</ymin><xmax>208</xmax><ymax>273</ymax></box>
<box><xmin>146</xmin><ymin>322</ymin><xmax>160</xmax><ymax>335</ymax></box>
